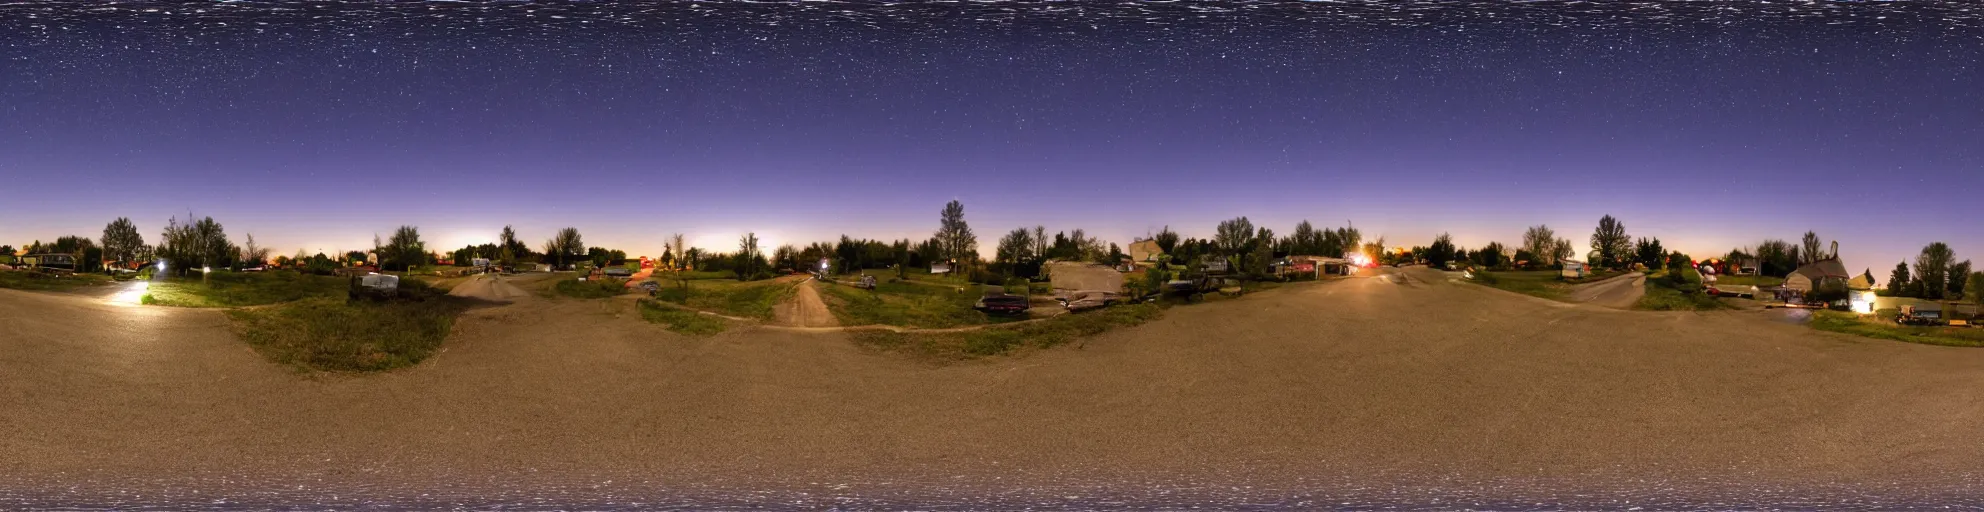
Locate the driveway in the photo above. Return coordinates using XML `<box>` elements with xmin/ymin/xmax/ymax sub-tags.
<box><xmin>1567</xmin><ymin>272</ymin><xmax>1645</xmax><ymax>309</ymax></box>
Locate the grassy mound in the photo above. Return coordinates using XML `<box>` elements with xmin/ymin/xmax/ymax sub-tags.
<box><xmin>226</xmin><ymin>293</ymin><xmax>470</xmax><ymax>372</ymax></box>
<box><xmin>852</xmin><ymin>302</ymin><xmax>1163</xmax><ymax>359</ymax></box>
<box><xmin>1810</xmin><ymin>310</ymin><xmax>1984</xmax><ymax>348</ymax></box>
<box><xmin>1635</xmin><ymin>270</ymin><xmax>1731</xmax><ymax>311</ymax></box>
<box><xmin>637</xmin><ymin>299</ymin><xmax>728</xmax><ymax>336</ymax></box>
<box><xmin>817</xmin><ymin>280</ymin><xmax>1016</xmax><ymax>329</ymax></box>
<box><xmin>648</xmin><ymin>279</ymin><xmax>793</xmax><ymax>320</ymax></box>
<box><xmin>0</xmin><ymin>271</ymin><xmax>116</xmax><ymax>291</ymax></box>
<box><xmin>143</xmin><ymin>271</ymin><xmax>346</xmax><ymax>307</ymax></box>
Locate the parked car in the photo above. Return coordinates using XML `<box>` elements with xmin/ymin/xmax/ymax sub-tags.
<box><xmin>603</xmin><ymin>267</ymin><xmax>633</xmax><ymax>277</ymax></box>
<box><xmin>973</xmin><ymin>294</ymin><xmax>1030</xmax><ymax>315</ymax></box>
<box><xmin>1058</xmin><ymin>290</ymin><xmax>1121</xmax><ymax>312</ymax></box>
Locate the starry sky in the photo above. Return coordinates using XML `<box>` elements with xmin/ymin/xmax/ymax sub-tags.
<box><xmin>2</xmin><ymin>1</ymin><xmax>1979</xmax><ymax>275</ymax></box>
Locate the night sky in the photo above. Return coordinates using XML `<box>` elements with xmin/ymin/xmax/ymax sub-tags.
<box><xmin>3</xmin><ymin>1</ymin><xmax>1979</xmax><ymax>276</ymax></box>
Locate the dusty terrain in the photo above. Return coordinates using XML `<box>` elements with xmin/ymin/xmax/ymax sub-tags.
<box><xmin>1567</xmin><ymin>271</ymin><xmax>1646</xmax><ymax>308</ymax></box>
<box><xmin>4</xmin><ymin>269</ymin><xmax>1983</xmax><ymax>506</ymax></box>
<box><xmin>771</xmin><ymin>278</ymin><xmax>839</xmax><ymax>327</ymax></box>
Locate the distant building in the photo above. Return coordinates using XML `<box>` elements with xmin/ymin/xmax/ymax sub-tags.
<box><xmin>1045</xmin><ymin>261</ymin><xmax>1123</xmax><ymax>294</ymax></box>
<box><xmin>1128</xmin><ymin>239</ymin><xmax>1164</xmax><ymax>265</ymax></box>
<box><xmin>930</xmin><ymin>261</ymin><xmax>953</xmax><ymax>274</ymax></box>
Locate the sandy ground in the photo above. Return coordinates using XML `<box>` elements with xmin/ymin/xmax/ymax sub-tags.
<box><xmin>1565</xmin><ymin>271</ymin><xmax>1645</xmax><ymax>308</ymax></box>
<box><xmin>5</xmin><ymin>271</ymin><xmax>1984</xmax><ymax>504</ymax></box>
<box><xmin>772</xmin><ymin>279</ymin><xmax>840</xmax><ymax>327</ymax></box>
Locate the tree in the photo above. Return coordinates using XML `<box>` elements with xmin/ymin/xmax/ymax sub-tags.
<box><xmin>1214</xmin><ymin>217</ymin><xmax>1255</xmax><ymax>255</ymax></box>
<box><xmin>1589</xmin><ymin>215</ymin><xmax>1630</xmax><ymax>269</ymax></box>
<box><xmin>158</xmin><ymin>214</ymin><xmax>233</xmax><ymax>274</ymax></box>
<box><xmin>1632</xmin><ymin>237</ymin><xmax>1665</xmax><ymax>269</ymax></box>
<box><xmin>543</xmin><ymin>227</ymin><xmax>582</xmax><ymax>269</ymax></box>
<box><xmin>0</xmin><ymin>245</ymin><xmax>14</xmax><ymax>264</ymax></box>
<box><xmin>1913</xmin><ymin>242</ymin><xmax>1956</xmax><ymax>300</ymax></box>
<box><xmin>1154</xmin><ymin>226</ymin><xmax>1180</xmax><ymax>255</ymax></box>
<box><xmin>1552</xmin><ymin>238</ymin><xmax>1574</xmax><ymax>266</ymax></box>
<box><xmin>1474</xmin><ymin>242</ymin><xmax>1508</xmax><ymax>268</ymax></box>
<box><xmin>1754</xmin><ymin>239</ymin><xmax>1799</xmax><ymax>277</ymax></box>
<box><xmin>996</xmin><ymin>227</ymin><xmax>1037</xmax><ymax>270</ymax></box>
<box><xmin>773</xmin><ymin>244</ymin><xmax>798</xmax><ymax>273</ymax></box>
<box><xmin>380</xmin><ymin>225</ymin><xmax>426</xmax><ymax>272</ymax></box>
<box><xmin>239</xmin><ymin>233</ymin><xmax>271</xmax><ymax>268</ymax></box>
<box><xmin>1521</xmin><ymin>225</ymin><xmax>1558</xmax><ymax>267</ymax></box>
<box><xmin>1030</xmin><ymin>226</ymin><xmax>1051</xmax><ymax>264</ymax></box>
<box><xmin>1425</xmin><ymin>233</ymin><xmax>1457</xmax><ymax>269</ymax></box>
<box><xmin>1246</xmin><ymin>241</ymin><xmax>1275</xmax><ymax>279</ymax></box>
<box><xmin>1948</xmin><ymin>260</ymin><xmax>1973</xmax><ymax>298</ymax></box>
<box><xmin>100</xmin><ymin>217</ymin><xmax>145</xmax><ymax>267</ymax></box>
<box><xmin>736</xmin><ymin>232</ymin><xmax>762</xmax><ymax>280</ymax></box>
<box><xmin>1289</xmin><ymin>221</ymin><xmax>1319</xmax><ymax>256</ymax></box>
<box><xmin>934</xmin><ymin>200</ymin><xmax>977</xmax><ymax>270</ymax></box>
<box><xmin>1799</xmin><ymin>231</ymin><xmax>1831</xmax><ymax>265</ymax></box>
<box><xmin>1887</xmin><ymin>261</ymin><xmax>1911</xmax><ymax>296</ymax></box>
<box><xmin>1969</xmin><ymin>273</ymin><xmax>1984</xmax><ymax>303</ymax></box>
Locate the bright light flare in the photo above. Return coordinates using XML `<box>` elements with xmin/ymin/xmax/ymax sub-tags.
<box><xmin>109</xmin><ymin>281</ymin><xmax>149</xmax><ymax>306</ymax></box>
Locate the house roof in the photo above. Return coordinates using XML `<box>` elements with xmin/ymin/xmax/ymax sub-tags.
<box><xmin>1847</xmin><ymin>274</ymin><xmax>1875</xmax><ymax>290</ymax></box>
<box><xmin>1792</xmin><ymin>259</ymin><xmax>1850</xmax><ymax>281</ymax></box>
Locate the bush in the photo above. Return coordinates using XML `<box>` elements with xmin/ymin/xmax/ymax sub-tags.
<box><xmin>967</xmin><ymin>267</ymin><xmax>999</xmax><ymax>285</ymax></box>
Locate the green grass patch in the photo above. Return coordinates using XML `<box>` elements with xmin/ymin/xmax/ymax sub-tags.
<box><xmin>636</xmin><ymin>299</ymin><xmax>728</xmax><ymax>336</ymax></box>
<box><xmin>1471</xmin><ymin>271</ymin><xmax>1572</xmax><ymax>301</ymax></box>
<box><xmin>0</xmin><ymin>271</ymin><xmax>115</xmax><ymax>291</ymax></box>
<box><xmin>1810</xmin><ymin>310</ymin><xmax>1984</xmax><ymax>348</ymax></box>
<box><xmin>1712</xmin><ymin>275</ymin><xmax>1785</xmax><ymax>287</ymax></box>
<box><xmin>649</xmin><ymin>279</ymin><xmax>794</xmax><ymax>320</ymax></box>
<box><xmin>143</xmin><ymin>271</ymin><xmax>347</xmax><ymax>307</ymax></box>
<box><xmin>851</xmin><ymin>303</ymin><xmax>1163</xmax><ymax>360</ymax></box>
<box><xmin>1635</xmin><ymin>270</ymin><xmax>1732</xmax><ymax>311</ymax></box>
<box><xmin>553</xmin><ymin>277</ymin><xmax>627</xmax><ymax>299</ymax></box>
<box><xmin>224</xmin><ymin>294</ymin><xmax>472</xmax><ymax>372</ymax></box>
<box><xmin>818</xmin><ymin>280</ymin><xmax>1015</xmax><ymax>328</ymax></box>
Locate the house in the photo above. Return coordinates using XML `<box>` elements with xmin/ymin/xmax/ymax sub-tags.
<box><xmin>1784</xmin><ymin>259</ymin><xmax>1851</xmax><ymax>293</ymax></box>
<box><xmin>1128</xmin><ymin>239</ymin><xmax>1164</xmax><ymax>264</ymax></box>
<box><xmin>1276</xmin><ymin>255</ymin><xmax>1353</xmax><ymax>278</ymax></box>
<box><xmin>1847</xmin><ymin>273</ymin><xmax>1875</xmax><ymax>291</ymax></box>
<box><xmin>1045</xmin><ymin>261</ymin><xmax>1123</xmax><ymax>294</ymax></box>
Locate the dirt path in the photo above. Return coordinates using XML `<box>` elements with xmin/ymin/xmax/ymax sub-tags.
<box><xmin>772</xmin><ymin>278</ymin><xmax>840</xmax><ymax>327</ymax></box>
<box><xmin>446</xmin><ymin>274</ymin><xmax>535</xmax><ymax>303</ymax></box>
<box><xmin>1568</xmin><ymin>271</ymin><xmax>1645</xmax><ymax>308</ymax></box>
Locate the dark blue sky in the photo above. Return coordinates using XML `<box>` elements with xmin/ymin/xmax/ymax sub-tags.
<box><xmin>2</xmin><ymin>1</ymin><xmax>1979</xmax><ymax>274</ymax></box>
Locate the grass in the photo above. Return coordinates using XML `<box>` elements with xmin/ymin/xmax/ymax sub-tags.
<box><xmin>636</xmin><ymin>299</ymin><xmax>729</xmax><ymax>336</ymax></box>
<box><xmin>818</xmin><ymin>280</ymin><xmax>1016</xmax><ymax>329</ymax></box>
<box><xmin>851</xmin><ymin>302</ymin><xmax>1164</xmax><ymax>360</ymax></box>
<box><xmin>0</xmin><ymin>271</ymin><xmax>116</xmax><ymax>291</ymax></box>
<box><xmin>1561</xmin><ymin>268</ymin><xmax>1628</xmax><ymax>285</ymax></box>
<box><xmin>648</xmin><ymin>278</ymin><xmax>795</xmax><ymax>320</ymax></box>
<box><xmin>553</xmin><ymin>277</ymin><xmax>627</xmax><ymax>299</ymax></box>
<box><xmin>654</xmin><ymin>270</ymin><xmax>736</xmax><ymax>281</ymax></box>
<box><xmin>223</xmin><ymin>282</ymin><xmax>470</xmax><ymax>372</ymax></box>
<box><xmin>1809</xmin><ymin>309</ymin><xmax>1984</xmax><ymax>348</ymax></box>
<box><xmin>1635</xmin><ymin>270</ymin><xmax>1732</xmax><ymax>311</ymax></box>
<box><xmin>1712</xmin><ymin>275</ymin><xmax>1786</xmax><ymax>287</ymax></box>
<box><xmin>142</xmin><ymin>271</ymin><xmax>347</xmax><ymax>307</ymax></box>
<box><xmin>1471</xmin><ymin>270</ymin><xmax>1573</xmax><ymax>301</ymax></box>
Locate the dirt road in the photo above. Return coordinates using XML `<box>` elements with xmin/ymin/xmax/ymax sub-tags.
<box><xmin>1568</xmin><ymin>271</ymin><xmax>1646</xmax><ymax>308</ymax></box>
<box><xmin>5</xmin><ymin>275</ymin><xmax>1984</xmax><ymax>505</ymax></box>
<box><xmin>772</xmin><ymin>278</ymin><xmax>839</xmax><ymax>327</ymax></box>
<box><xmin>446</xmin><ymin>274</ymin><xmax>533</xmax><ymax>302</ymax></box>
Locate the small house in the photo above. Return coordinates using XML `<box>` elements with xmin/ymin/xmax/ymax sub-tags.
<box><xmin>1784</xmin><ymin>259</ymin><xmax>1850</xmax><ymax>293</ymax></box>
